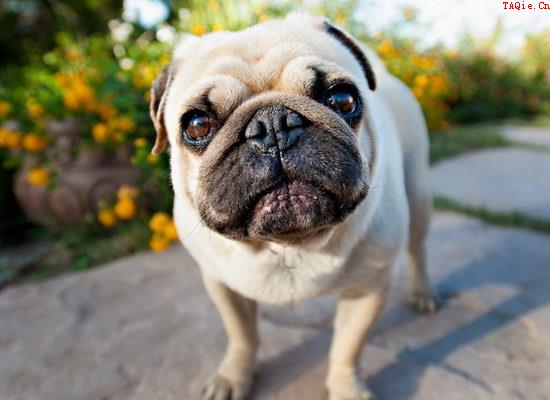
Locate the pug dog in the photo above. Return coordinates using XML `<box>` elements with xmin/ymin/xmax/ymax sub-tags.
<box><xmin>149</xmin><ymin>13</ymin><xmax>438</xmax><ymax>400</ymax></box>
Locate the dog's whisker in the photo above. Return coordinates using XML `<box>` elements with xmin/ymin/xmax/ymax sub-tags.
<box><xmin>181</xmin><ymin>220</ymin><xmax>202</xmax><ymax>241</ymax></box>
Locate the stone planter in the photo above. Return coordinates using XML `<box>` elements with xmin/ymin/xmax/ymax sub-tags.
<box><xmin>13</xmin><ymin>119</ymin><xmax>139</xmax><ymax>228</ymax></box>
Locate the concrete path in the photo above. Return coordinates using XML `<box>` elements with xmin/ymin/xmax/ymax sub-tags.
<box><xmin>431</xmin><ymin>147</ymin><xmax>550</xmax><ymax>220</ymax></box>
<box><xmin>2</xmin><ymin>212</ymin><xmax>550</xmax><ymax>400</ymax></box>
<box><xmin>502</xmin><ymin>125</ymin><xmax>550</xmax><ymax>148</ymax></box>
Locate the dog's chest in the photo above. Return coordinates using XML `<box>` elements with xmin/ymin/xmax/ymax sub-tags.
<box><xmin>199</xmin><ymin>242</ymin><xmax>350</xmax><ymax>304</ymax></box>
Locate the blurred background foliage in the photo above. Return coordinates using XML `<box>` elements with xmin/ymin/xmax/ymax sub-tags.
<box><xmin>0</xmin><ymin>0</ymin><xmax>548</xmax><ymax>278</ymax></box>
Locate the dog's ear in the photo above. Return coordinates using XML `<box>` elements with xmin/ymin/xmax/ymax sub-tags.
<box><xmin>150</xmin><ymin>64</ymin><xmax>173</xmax><ymax>155</ymax></box>
<box><xmin>322</xmin><ymin>21</ymin><xmax>376</xmax><ymax>91</ymax></box>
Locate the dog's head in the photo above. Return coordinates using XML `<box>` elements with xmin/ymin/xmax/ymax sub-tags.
<box><xmin>150</xmin><ymin>14</ymin><xmax>376</xmax><ymax>244</ymax></box>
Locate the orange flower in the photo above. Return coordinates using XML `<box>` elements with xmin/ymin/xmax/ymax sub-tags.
<box><xmin>92</xmin><ymin>123</ymin><xmax>109</xmax><ymax>143</ymax></box>
<box><xmin>22</xmin><ymin>134</ymin><xmax>47</xmax><ymax>153</ymax></box>
<box><xmin>134</xmin><ymin>138</ymin><xmax>147</xmax><ymax>148</ymax></box>
<box><xmin>94</xmin><ymin>103</ymin><xmax>118</xmax><ymax>120</ymax></box>
<box><xmin>0</xmin><ymin>101</ymin><xmax>11</xmax><ymax>116</ymax></box>
<box><xmin>55</xmin><ymin>72</ymin><xmax>71</xmax><ymax>87</ymax></box>
<box><xmin>113</xmin><ymin>116</ymin><xmax>135</xmax><ymax>132</ymax></box>
<box><xmin>335</xmin><ymin>13</ymin><xmax>346</xmax><ymax>27</ymax></box>
<box><xmin>150</xmin><ymin>234</ymin><xmax>170</xmax><ymax>252</ymax></box>
<box><xmin>149</xmin><ymin>212</ymin><xmax>171</xmax><ymax>233</ymax></box>
<box><xmin>117</xmin><ymin>185</ymin><xmax>138</xmax><ymax>200</ymax></box>
<box><xmin>114</xmin><ymin>198</ymin><xmax>137</xmax><ymax>220</ymax></box>
<box><xmin>6</xmin><ymin>131</ymin><xmax>21</xmax><ymax>149</ymax></box>
<box><xmin>162</xmin><ymin>221</ymin><xmax>179</xmax><ymax>241</ymax></box>
<box><xmin>63</xmin><ymin>90</ymin><xmax>80</xmax><ymax>110</ymax></box>
<box><xmin>27</xmin><ymin>103</ymin><xmax>45</xmax><ymax>120</ymax></box>
<box><xmin>377</xmin><ymin>40</ymin><xmax>396</xmax><ymax>58</ymax></box>
<box><xmin>0</xmin><ymin>129</ymin><xmax>21</xmax><ymax>149</ymax></box>
<box><xmin>190</xmin><ymin>23</ymin><xmax>206</xmax><ymax>36</ymax></box>
<box><xmin>27</xmin><ymin>167</ymin><xmax>50</xmax><ymax>186</ymax></box>
<box><xmin>98</xmin><ymin>209</ymin><xmax>117</xmax><ymax>228</ymax></box>
<box><xmin>414</xmin><ymin>74</ymin><xmax>429</xmax><ymax>88</ymax></box>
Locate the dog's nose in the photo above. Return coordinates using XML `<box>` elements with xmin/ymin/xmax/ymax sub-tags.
<box><xmin>245</xmin><ymin>106</ymin><xmax>306</xmax><ymax>154</ymax></box>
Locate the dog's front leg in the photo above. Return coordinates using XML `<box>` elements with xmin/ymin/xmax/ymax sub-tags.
<box><xmin>326</xmin><ymin>282</ymin><xmax>388</xmax><ymax>400</ymax></box>
<box><xmin>201</xmin><ymin>274</ymin><xmax>258</xmax><ymax>400</ymax></box>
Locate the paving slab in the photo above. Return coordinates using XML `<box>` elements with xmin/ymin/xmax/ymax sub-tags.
<box><xmin>502</xmin><ymin>125</ymin><xmax>550</xmax><ymax>148</ymax></box>
<box><xmin>431</xmin><ymin>147</ymin><xmax>550</xmax><ymax>220</ymax></box>
<box><xmin>1</xmin><ymin>212</ymin><xmax>550</xmax><ymax>400</ymax></box>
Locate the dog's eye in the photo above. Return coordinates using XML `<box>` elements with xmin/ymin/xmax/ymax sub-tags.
<box><xmin>326</xmin><ymin>89</ymin><xmax>357</xmax><ymax>116</ymax></box>
<box><xmin>184</xmin><ymin>111</ymin><xmax>212</xmax><ymax>140</ymax></box>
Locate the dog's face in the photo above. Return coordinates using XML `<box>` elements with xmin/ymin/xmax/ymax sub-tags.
<box><xmin>150</xmin><ymin>14</ymin><xmax>376</xmax><ymax>243</ymax></box>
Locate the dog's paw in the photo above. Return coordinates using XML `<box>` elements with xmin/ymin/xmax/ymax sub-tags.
<box><xmin>326</xmin><ymin>382</ymin><xmax>376</xmax><ymax>400</ymax></box>
<box><xmin>409</xmin><ymin>289</ymin><xmax>439</xmax><ymax>313</ymax></box>
<box><xmin>326</xmin><ymin>369</ymin><xmax>376</xmax><ymax>400</ymax></box>
<box><xmin>201</xmin><ymin>373</ymin><xmax>252</xmax><ymax>400</ymax></box>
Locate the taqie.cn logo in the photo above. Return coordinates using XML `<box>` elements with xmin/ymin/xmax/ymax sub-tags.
<box><xmin>502</xmin><ymin>1</ymin><xmax>550</xmax><ymax>10</ymax></box>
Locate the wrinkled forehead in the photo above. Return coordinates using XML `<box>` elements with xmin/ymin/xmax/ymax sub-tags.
<box><xmin>170</xmin><ymin>21</ymin><xmax>367</xmax><ymax>95</ymax></box>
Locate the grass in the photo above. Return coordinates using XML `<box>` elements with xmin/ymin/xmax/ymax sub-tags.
<box><xmin>429</xmin><ymin>124</ymin><xmax>512</xmax><ymax>164</ymax></box>
<box><xmin>10</xmin><ymin>219</ymin><xmax>150</xmax><ymax>284</ymax></box>
<box><xmin>430</xmin><ymin>123</ymin><xmax>550</xmax><ymax>235</ymax></box>
<box><xmin>434</xmin><ymin>195</ymin><xmax>550</xmax><ymax>235</ymax></box>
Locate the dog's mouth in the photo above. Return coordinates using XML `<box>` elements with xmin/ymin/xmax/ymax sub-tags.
<box><xmin>246</xmin><ymin>180</ymin><xmax>336</xmax><ymax>239</ymax></box>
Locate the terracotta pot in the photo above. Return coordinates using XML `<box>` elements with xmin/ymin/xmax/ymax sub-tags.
<box><xmin>13</xmin><ymin>119</ymin><xmax>139</xmax><ymax>228</ymax></box>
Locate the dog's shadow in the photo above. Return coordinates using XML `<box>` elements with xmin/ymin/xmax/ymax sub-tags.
<box><xmin>250</xmin><ymin>227</ymin><xmax>550</xmax><ymax>399</ymax></box>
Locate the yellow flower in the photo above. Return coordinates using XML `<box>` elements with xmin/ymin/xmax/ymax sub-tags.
<box><xmin>412</xmin><ymin>55</ymin><xmax>436</xmax><ymax>70</ymax></box>
<box><xmin>190</xmin><ymin>23</ymin><xmax>206</xmax><ymax>36</ymax></box>
<box><xmin>27</xmin><ymin>167</ymin><xmax>50</xmax><ymax>186</ymax></box>
<box><xmin>335</xmin><ymin>13</ymin><xmax>346</xmax><ymax>27</ymax></box>
<box><xmin>149</xmin><ymin>234</ymin><xmax>170</xmax><ymax>252</ymax></box>
<box><xmin>117</xmin><ymin>185</ymin><xmax>138</xmax><ymax>200</ymax></box>
<box><xmin>98</xmin><ymin>209</ymin><xmax>117</xmax><ymax>228</ymax></box>
<box><xmin>94</xmin><ymin>103</ymin><xmax>118</xmax><ymax>120</ymax></box>
<box><xmin>92</xmin><ymin>123</ymin><xmax>109</xmax><ymax>143</ymax></box>
<box><xmin>413</xmin><ymin>86</ymin><xmax>423</xmax><ymax>98</ymax></box>
<box><xmin>414</xmin><ymin>74</ymin><xmax>429</xmax><ymax>88</ymax></box>
<box><xmin>27</xmin><ymin>103</ymin><xmax>45</xmax><ymax>120</ymax></box>
<box><xmin>132</xmin><ymin>64</ymin><xmax>157</xmax><ymax>88</ymax></box>
<box><xmin>147</xmin><ymin>154</ymin><xmax>158</xmax><ymax>164</ymax></box>
<box><xmin>149</xmin><ymin>212</ymin><xmax>171</xmax><ymax>233</ymax></box>
<box><xmin>162</xmin><ymin>221</ymin><xmax>179</xmax><ymax>241</ymax></box>
<box><xmin>0</xmin><ymin>101</ymin><xmax>11</xmax><ymax>116</ymax></box>
<box><xmin>258</xmin><ymin>14</ymin><xmax>269</xmax><ymax>22</ymax></box>
<box><xmin>6</xmin><ymin>131</ymin><xmax>21</xmax><ymax>149</ymax></box>
<box><xmin>0</xmin><ymin>129</ymin><xmax>8</xmax><ymax>147</ymax></box>
<box><xmin>377</xmin><ymin>40</ymin><xmax>396</xmax><ymax>58</ymax></box>
<box><xmin>212</xmin><ymin>23</ymin><xmax>224</xmax><ymax>32</ymax></box>
<box><xmin>22</xmin><ymin>134</ymin><xmax>47</xmax><ymax>153</ymax></box>
<box><xmin>113</xmin><ymin>116</ymin><xmax>135</xmax><ymax>132</ymax></box>
<box><xmin>73</xmin><ymin>76</ymin><xmax>95</xmax><ymax>106</ymax></box>
<box><xmin>134</xmin><ymin>138</ymin><xmax>147</xmax><ymax>148</ymax></box>
<box><xmin>55</xmin><ymin>72</ymin><xmax>71</xmax><ymax>87</ymax></box>
<box><xmin>63</xmin><ymin>90</ymin><xmax>80</xmax><ymax>110</ymax></box>
<box><xmin>114</xmin><ymin>198</ymin><xmax>137</xmax><ymax>220</ymax></box>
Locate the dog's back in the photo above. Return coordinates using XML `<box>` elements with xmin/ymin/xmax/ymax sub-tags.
<box><xmin>363</xmin><ymin>44</ymin><xmax>434</xmax><ymax>307</ymax></box>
